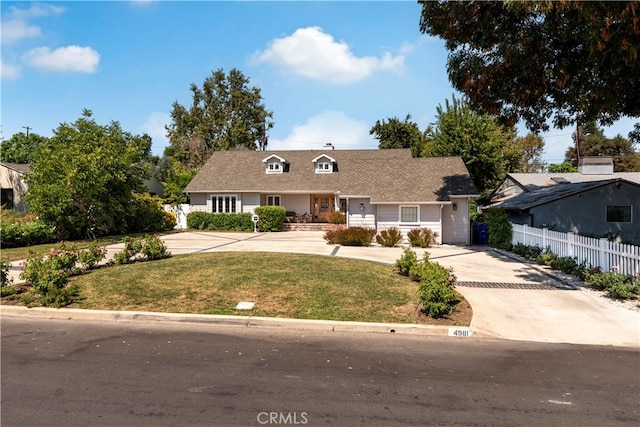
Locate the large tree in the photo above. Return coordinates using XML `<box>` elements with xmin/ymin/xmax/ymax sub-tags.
<box><xmin>423</xmin><ymin>96</ymin><xmax>514</xmax><ymax>196</ymax></box>
<box><xmin>25</xmin><ymin>110</ymin><xmax>152</xmax><ymax>239</ymax></box>
<box><xmin>370</xmin><ymin>114</ymin><xmax>428</xmax><ymax>157</ymax></box>
<box><xmin>565</xmin><ymin>122</ymin><xmax>640</xmax><ymax>171</ymax></box>
<box><xmin>0</xmin><ymin>132</ymin><xmax>49</xmax><ymax>163</ymax></box>
<box><xmin>502</xmin><ymin>133</ymin><xmax>546</xmax><ymax>173</ymax></box>
<box><xmin>419</xmin><ymin>1</ymin><xmax>640</xmax><ymax>132</ymax></box>
<box><xmin>166</xmin><ymin>68</ymin><xmax>274</xmax><ymax>168</ymax></box>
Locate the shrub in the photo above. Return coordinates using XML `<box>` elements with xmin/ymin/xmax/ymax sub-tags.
<box><xmin>328</xmin><ymin>211</ymin><xmax>346</xmax><ymax>224</ymax></box>
<box><xmin>323</xmin><ymin>226</ymin><xmax>376</xmax><ymax>246</ymax></box>
<box><xmin>187</xmin><ymin>212</ymin><xmax>253</xmax><ymax>231</ymax></box>
<box><xmin>417</xmin><ymin>262</ymin><xmax>459</xmax><ymax>318</ymax></box>
<box><xmin>113</xmin><ymin>236</ymin><xmax>143</xmax><ymax>265</ymax></box>
<box><xmin>407</xmin><ymin>228</ymin><xmax>438</xmax><ymax>248</ymax></box>
<box><xmin>1</xmin><ymin>257</ymin><xmax>12</xmax><ymax>287</ymax></box>
<box><xmin>395</xmin><ymin>248</ymin><xmax>419</xmax><ymax>276</ymax></box>
<box><xmin>254</xmin><ymin>206</ymin><xmax>287</xmax><ymax>232</ymax></box>
<box><xmin>376</xmin><ymin>227</ymin><xmax>403</xmax><ymax>247</ymax></box>
<box><xmin>485</xmin><ymin>208</ymin><xmax>513</xmax><ymax>249</ymax></box>
<box><xmin>186</xmin><ymin>211</ymin><xmax>211</xmax><ymax>230</ymax></box>
<box><xmin>548</xmin><ymin>256</ymin><xmax>587</xmax><ymax>278</ymax></box>
<box><xmin>126</xmin><ymin>193</ymin><xmax>173</xmax><ymax>233</ymax></box>
<box><xmin>162</xmin><ymin>211</ymin><xmax>177</xmax><ymax>230</ymax></box>
<box><xmin>0</xmin><ymin>220</ymin><xmax>55</xmax><ymax>248</ymax></box>
<box><xmin>77</xmin><ymin>241</ymin><xmax>108</xmax><ymax>270</ymax></box>
<box><xmin>19</xmin><ymin>246</ymin><xmax>79</xmax><ymax>307</ymax></box>
<box><xmin>585</xmin><ymin>269</ymin><xmax>639</xmax><ymax>300</ymax></box>
<box><xmin>141</xmin><ymin>234</ymin><xmax>171</xmax><ymax>261</ymax></box>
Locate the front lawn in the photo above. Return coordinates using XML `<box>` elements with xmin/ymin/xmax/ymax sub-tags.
<box><xmin>71</xmin><ymin>252</ymin><xmax>420</xmax><ymax>324</ymax></box>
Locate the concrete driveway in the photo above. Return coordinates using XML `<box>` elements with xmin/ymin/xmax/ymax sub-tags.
<box><xmin>153</xmin><ymin>231</ymin><xmax>640</xmax><ymax>347</ymax></box>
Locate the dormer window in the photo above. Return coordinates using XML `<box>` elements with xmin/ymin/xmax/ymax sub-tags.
<box><xmin>312</xmin><ymin>154</ymin><xmax>336</xmax><ymax>174</ymax></box>
<box><xmin>262</xmin><ymin>154</ymin><xmax>288</xmax><ymax>174</ymax></box>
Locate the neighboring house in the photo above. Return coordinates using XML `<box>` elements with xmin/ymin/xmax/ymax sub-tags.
<box><xmin>489</xmin><ymin>157</ymin><xmax>640</xmax><ymax>244</ymax></box>
<box><xmin>0</xmin><ymin>162</ymin><xmax>30</xmax><ymax>213</ymax></box>
<box><xmin>184</xmin><ymin>147</ymin><xmax>479</xmax><ymax>244</ymax></box>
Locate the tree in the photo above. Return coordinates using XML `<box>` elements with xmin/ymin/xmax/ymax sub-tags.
<box><xmin>419</xmin><ymin>1</ymin><xmax>640</xmax><ymax>132</ymax></box>
<box><xmin>502</xmin><ymin>133</ymin><xmax>546</xmax><ymax>173</ymax></box>
<box><xmin>25</xmin><ymin>110</ymin><xmax>152</xmax><ymax>239</ymax></box>
<box><xmin>565</xmin><ymin>122</ymin><xmax>640</xmax><ymax>171</ymax></box>
<box><xmin>166</xmin><ymin>68</ymin><xmax>274</xmax><ymax>168</ymax></box>
<box><xmin>423</xmin><ymin>96</ymin><xmax>513</xmax><ymax>196</ymax></box>
<box><xmin>370</xmin><ymin>114</ymin><xmax>428</xmax><ymax>157</ymax></box>
<box><xmin>163</xmin><ymin>165</ymin><xmax>198</xmax><ymax>206</ymax></box>
<box><xmin>0</xmin><ymin>132</ymin><xmax>49</xmax><ymax>163</ymax></box>
<box><xmin>548</xmin><ymin>162</ymin><xmax>577</xmax><ymax>173</ymax></box>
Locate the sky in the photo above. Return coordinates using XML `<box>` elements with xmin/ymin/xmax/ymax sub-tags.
<box><xmin>1</xmin><ymin>1</ymin><xmax>638</xmax><ymax>165</ymax></box>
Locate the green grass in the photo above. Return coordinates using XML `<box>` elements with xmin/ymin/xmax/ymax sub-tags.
<box><xmin>71</xmin><ymin>252</ymin><xmax>419</xmax><ymax>323</ymax></box>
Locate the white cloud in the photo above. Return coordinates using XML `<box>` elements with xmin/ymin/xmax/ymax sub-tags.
<box><xmin>268</xmin><ymin>111</ymin><xmax>377</xmax><ymax>151</ymax></box>
<box><xmin>22</xmin><ymin>45</ymin><xmax>100</xmax><ymax>73</ymax></box>
<box><xmin>141</xmin><ymin>112</ymin><xmax>171</xmax><ymax>155</ymax></box>
<box><xmin>6</xmin><ymin>3</ymin><xmax>65</xmax><ymax>20</ymax></box>
<box><xmin>1</xmin><ymin>19</ymin><xmax>41</xmax><ymax>44</ymax></box>
<box><xmin>1</xmin><ymin>60</ymin><xmax>21</xmax><ymax>79</ymax></box>
<box><xmin>1</xmin><ymin>3</ymin><xmax>65</xmax><ymax>44</ymax></box>
<box><xmin>252</xmin><ymin>26</ymin><xmax>404</xmax><ymax>84</ymax></box>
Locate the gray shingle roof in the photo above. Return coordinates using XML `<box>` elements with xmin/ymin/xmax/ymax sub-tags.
<box><xmin>185</xmin><ymin>149</ymin><xmax>479</xmax><ymax>202</ymax></box>
<box><xmin>495</xmin><ymin>178</ymin><xmax>640</xmax><ymax>210</ymax></box>
<box><xmin>507</xmin><ymin>172</ymin><xmax>640</xmax><ymax>190</ymax></box>
<box><xmin>0</xmin><ymin>162</ymin><xmax>30</xmax><ymax>174</ymax></box>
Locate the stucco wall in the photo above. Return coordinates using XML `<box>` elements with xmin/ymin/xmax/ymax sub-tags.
<box><xmin>528</xmin><ymin>181</ymin><xmax>640</xmax><ymax>245</ymax></box>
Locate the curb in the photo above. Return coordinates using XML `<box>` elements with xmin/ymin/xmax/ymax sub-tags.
<box><xmin>0</xmin><ymin>305</ymin><xmax>464</xmax><ymax>337</ymax></box>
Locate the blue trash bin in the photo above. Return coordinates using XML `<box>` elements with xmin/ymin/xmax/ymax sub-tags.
<box><xmin>474</xmin><ymin>223</ymin><xmax>489</xmax><ymax>245</ymax></box>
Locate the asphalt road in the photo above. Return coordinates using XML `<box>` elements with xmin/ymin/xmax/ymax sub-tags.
<box><xmin>1</xmin><ymin>317</ymin><xmax>639</xmax><ymax>426</ymax></box>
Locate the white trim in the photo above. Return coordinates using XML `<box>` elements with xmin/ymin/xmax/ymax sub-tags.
<box><xmin>262</xmin><ymin>154</ymin><xmax>287</xmax><ymax>163</ymax></box>
<box><xmin>311</xmin><ymin>154</ymin><xmax>336</xmax><ymax>163</ymax></box>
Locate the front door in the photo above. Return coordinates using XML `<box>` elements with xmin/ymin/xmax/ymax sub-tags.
<box><xmin>312</xmin><ymin>194</ymin><xmax>334</xmax><ymax>222</ymax></box>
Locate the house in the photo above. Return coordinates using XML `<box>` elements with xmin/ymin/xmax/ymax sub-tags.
<box><xmin>489</xmin><ymin>157</ymin><xmax>640</xmax><ymax>244</ymax></box>
<box><xmin>0</xmin><ymin>162</ymin><xmax>30</xmax><ymax>213</ymax></box>
<box><xmin>184</xmin><ymin>148</ymin><xmax>479</xmax><ymax>244</ymax></box>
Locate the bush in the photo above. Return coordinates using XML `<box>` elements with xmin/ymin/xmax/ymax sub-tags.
<box><xmin>417</xmin><ymin>261</ymin><xmax>459</xmax><ymax>318</ymax></box>
<box><xmin>254</xmin><ymin>206</ymin><xmax>287</xmax><ymax>232</ymax></box>
<box><xmin>323</xmin><ymin>226</ymin><xmax>376</xmax><ymax>246</ymax></box>
<box><xmin>77</xmin><ymin>241</ymin><xmax>107</xmax><ymax>270</ymax></box>
<box><xmin>548</xmin><ymin>256</ymin><xmax>587</xmax><ymax>278</ymax></box>
<box><xmin>0</xmin><ymin>220</ymin><xmax>55</xmax><ymax>248</ymax></box>
<box><xmin>141</xmin><ymin>234</ymin><xmax>171</xmax><ymax>261</ymax></box>
<box><xmin>162</xmin><ymin>211</ymin><xmax>177</xmax><ymax>230</ymax></box>
<box><xmin>1</xmin><ymin>257</ymin><xmax>12</xmax><ymax>287</ymax></box>
<box><xmin>376</xmin><ymin>227</ymin><xmax>403</xmax><ymax>247</ymax></box>
<box><xmin>113</xmin><ymin>236</ymin><xmax>143</xmax><ymax>265</ymax></box>
<box><xmin>485</xmin><ymin>208</ymin><xmax>512</xmax><ymax>249</ymax></box>
<box><xmin>395</xmin><ymin>248</ymin><xmax>419</xmax><ymax>276</ymax></box>
<box><xmin>407</xmin><ymin>228</ymin><xmax>438</xmax><ymax>248</ymax></box>
<box><xmin>126</xmin><ymin>193</ymin><xmax>174</xmax><ymax>233</ymax></box>
<box><xmin>584</xmin><ymin>269</ymin><xmax>639</xmax><ymax>300</ymax></box>
<box><xmin>186</xmin><ymin>212</ymin><xmax>253</xmax><ymax>231</ymax></box>
<box><xmin>328</xmin><ymin>211</ymin><xmax>346</xmax><ymax>224</ymax></box>
<box><xmin>19</xmin><ymin>245</ymin><xmax>80</xmax><ymax>306</ymax></box>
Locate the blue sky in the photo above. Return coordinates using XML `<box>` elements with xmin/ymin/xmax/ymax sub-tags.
<box><xmin>2</xmin><ymin>1</ymin><xmax>637</xmax><ymax>164</ymax></box>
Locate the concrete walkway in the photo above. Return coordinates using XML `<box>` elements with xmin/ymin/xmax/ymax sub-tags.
<box><xmin>4</xmin><ymin>231</ymin><xmax>640</xmax><ymax>347</ymax></box>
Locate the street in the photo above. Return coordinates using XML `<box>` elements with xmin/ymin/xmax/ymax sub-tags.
<box><xmin>1</xmin><ymin>317</ymin><xmax>638</xmax><ymax>426</ymax></box>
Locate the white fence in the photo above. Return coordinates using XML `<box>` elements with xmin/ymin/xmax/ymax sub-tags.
<box><xmin>163</xmin><ymin>204</ymin><xmax>190</xmax><ymax>229</ymax></box>
<box><xmin>511</xmin><ymin>224</ymin><xmax>640</xmax><ymax>276</ymax></box>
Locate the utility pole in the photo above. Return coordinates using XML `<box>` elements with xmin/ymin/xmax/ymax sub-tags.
<box><xmin>22</xmin><ymin>126</ymin><xmax>32</xmax><ymax>138</ymax></box>
<box><xmin>575</xmin><ymin>122</ymin><xmax>581</xmax><ymax>163</ymax></box>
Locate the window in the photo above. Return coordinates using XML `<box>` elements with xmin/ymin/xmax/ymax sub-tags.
<box><xmin>212</xmin><ymin>195</ymin><xmax>237</xmax><ymax>213</ymax></box>
<box><xmin>400</xmin><ymin>206</ymin><xmax>419</xmax><ymax>223</ymax></box>
<box><xmin>316</xmin><ymin>162</ymin><xmax>331</xmax><ymax>172</ymax></box>
<box><xmin>606</xmin><ymin>205</ymin><xmax>632</xmax><ymax>223</ymax></box>
<box><xmin>267</xmin><ymin>162</ymin><xmax>281</xmax><ymax>173</ymax></box>
<box><xmin>266</xmin><ymin>195</ymin><xmax>281</xmax><ymax>206</ymax></box>
<box><xmin>1</xmin><ymin>188</ymin><xmax>14</xmax><ymax>210</ymax></box>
